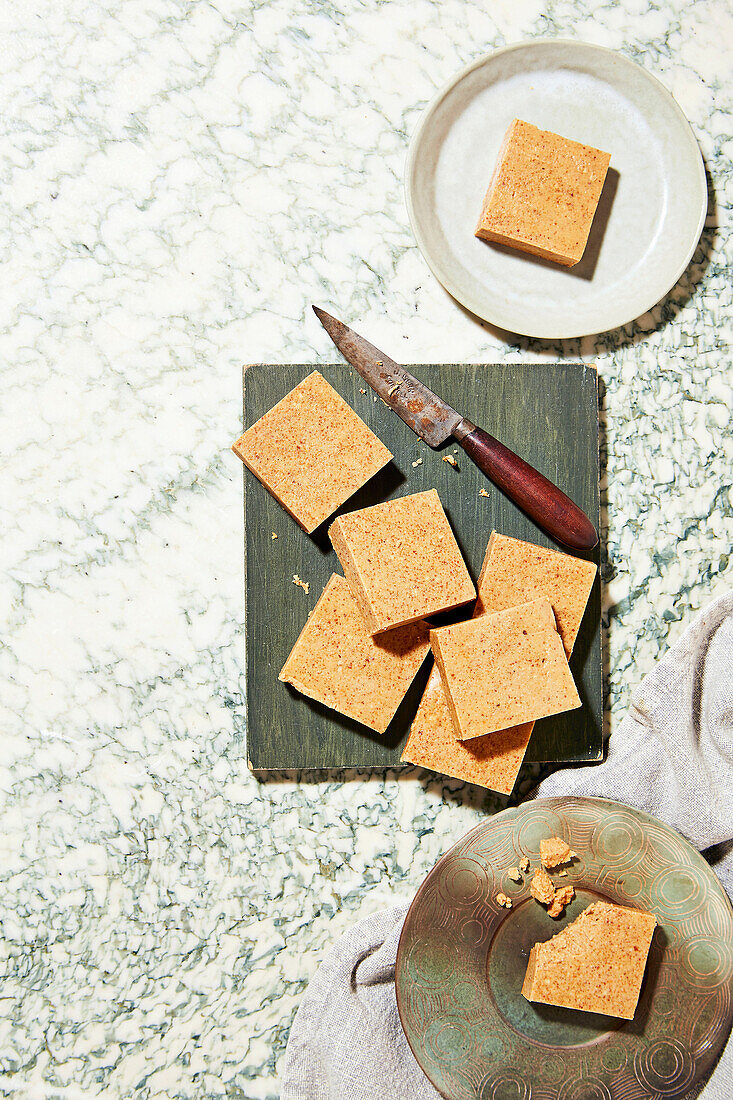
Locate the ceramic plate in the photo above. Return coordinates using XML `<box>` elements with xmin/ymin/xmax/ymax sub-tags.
<box><xmin>405</xmin><ymin>41</ymin><xmax>707</xmax><ymax>339</ymax></box>
<box><xmin>396</xmin><ymin>797</ymin><xmax>733</xmax><ymax>1099</ymax></box>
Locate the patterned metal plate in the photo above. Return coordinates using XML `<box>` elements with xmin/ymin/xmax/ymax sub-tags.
<box><xmin>395</xmin><ymin>797</ymin><xmax>733</xmax><ymax>1099</ymax></box>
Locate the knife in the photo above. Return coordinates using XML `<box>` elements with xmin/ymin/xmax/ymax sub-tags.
<box><xmin>313</xmin><ymin>306</ymin><xmax>598</xmax><ymax>552</ymax></box>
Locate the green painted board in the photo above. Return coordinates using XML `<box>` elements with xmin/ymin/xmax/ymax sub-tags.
<box><xmin>243</xmin><ymin>364</ymin><xmax>601</xmax><ymax>772</ymax></box>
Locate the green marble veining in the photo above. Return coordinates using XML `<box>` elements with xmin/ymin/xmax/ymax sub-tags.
<box><xmin>0</xmin><ymin>1</ymin><xmax>731</xmax><ymax>1097</ymax></box>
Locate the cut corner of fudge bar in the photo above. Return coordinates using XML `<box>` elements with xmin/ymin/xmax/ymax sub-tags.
<box><xmin>522</xmin><ymin>900</ymin><xmax>657</xmax><ymax>1019</ymax></box>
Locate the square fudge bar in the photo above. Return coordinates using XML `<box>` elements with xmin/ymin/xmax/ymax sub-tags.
<box><xmin>329</xmin><ymin>489</ymin><xmax>475</xmax><ymax>634</ymax></box>
<box><xmin>475</xmin><ymin>119</ymin><xmax>611</xmax><ymax>267</ymax></box>
<box><xmin>278</xmin><ymin>574</ymin><xmax>430</xmax><ymax>734</ymax></box>
<box><xmin>401</xmin><ymin>533</ymin><xmax>596</xmax><ymax>792</ymax></box>
<box><xmin>431</xmin><ymin>597</ymin><xmax>581</xmax><ymax>740</ymax></box>
<box><xmin>475</xmin><ymin>533</ymin><xmax>597</xmax><ymax>657</ymax></box>
<box><xmin>522</xmin><ymin>901</ymin><xmax>656</xmax><ymax>1019</ymax></box>
<box><xmin>402</xmin><ymin>664</ymin><xmax>533</xmax><ymax>794</ymax></box>
<box><xmin>232</xmin><ymin>371</ymin><xmax>392</xmax><ymax>533</ymax></box>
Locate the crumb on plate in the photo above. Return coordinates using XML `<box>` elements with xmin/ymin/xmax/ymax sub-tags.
<box><xmin>530</xmin><ymin>867</ymin><xmax>556</xmax><ymax>907</ymax></box>
<box><xmin>548</xmin><ymin>884</ymin><xmax>575</xmax><ymax>919</ymax></box>
<box><xmin>540</xmin><ymin>837</ymin><xmax>577</xmax><ymax>869</ymax></box>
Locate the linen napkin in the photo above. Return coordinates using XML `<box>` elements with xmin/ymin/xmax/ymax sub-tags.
<box><xmin>280</xmin><ymin>592</ymin><xmax>733</xmax><ymax>1099</ymax></box>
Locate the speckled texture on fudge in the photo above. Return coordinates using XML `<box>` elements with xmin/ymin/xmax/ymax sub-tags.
<box><xmin>522</xmin><ymin>901</ymin><xmax>656</xmax><ymax>1018</ymax></box>
<box><xmin>402</xmin><ymin>532</ymin><xmax>596</xmax><ymax>791</ymax></box>
<box><xmin>233</xmin><ymin>371</ymin><xmax>392</xmax><ymax>533</ymax></box>
<box><xmin>431</xmin><ymin>598</ymin><xmax>581</xmax><ymax>739</ymax></box>
<box><xmin>476</xmin><ymin>533</ymin><xmax>597</xmax><ymax>657</ymax></box>
<box><xmin>476</xmin><ymin>119</ymin><xmax>611</xmax><ymax>266</ymax></box>
<box><xmin>329</xmin><ymin>489</ymin><xmax>475</xmax><ymax>633</ymax></box>
<box><xmin>401</xmin><ymin>662</ymin><xmax>533</xmax><ymax>794</ymax></box>
<box><xmin>279</xmin><ymin>574</ymin><xmax>430</xmax><ymax>733</ymax></box>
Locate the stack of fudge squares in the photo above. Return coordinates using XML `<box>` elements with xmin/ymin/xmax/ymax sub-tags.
<box><xmin>233</xmin><ymin>370</ymin><xmax>596</xmax><ymax>795</ymax></box>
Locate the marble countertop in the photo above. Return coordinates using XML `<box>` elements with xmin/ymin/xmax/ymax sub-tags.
<box><xmin>1</xmin><ymin>1</ymin><xmax>731</xmax><ymax>1097</ymax></box>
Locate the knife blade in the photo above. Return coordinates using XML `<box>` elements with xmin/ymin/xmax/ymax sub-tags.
<box><xmin>313</xmin><ymin>306</ymin><xmax>598</xmax><ymax>552</ymax></box>
<box><xmin>312</xmin><ymin>307</ymin><xmax>461</xmax><ymax>447</ymax></box>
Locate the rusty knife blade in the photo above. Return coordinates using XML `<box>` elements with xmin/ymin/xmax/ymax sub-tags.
<box><xmin>312</xmin><ymin>306</ymin><xmax>463</xmax><ymax>447</ymax></box>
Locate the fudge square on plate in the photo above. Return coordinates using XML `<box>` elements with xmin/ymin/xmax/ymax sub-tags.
<box><xmin>475</xmin><ymin>119</ymin><xmax>611</xmax><ymax>267</ymax></box>
<box><xmin>430</xmin><ymin>597</ymin><xmax>581</xmax><ymax>741</ymax></box>
<box><xmin>522</xmin><ymin>901</ymin><xmax>657</xmax><ymax>1020</ymax></box>
<box><xmin>232</xmin><ymin>370</ymin><xmax>392</xmax><ymax>533</ymax></box>
<box><xmin>401</xmin><ymin>532</ymin><xmax>596</xmax><ymax>794</ymax></box>
<box><xmin>278</xmin><ymin>574</ymin><xmax>430</xmax><ymax>734</ymax></box>
<box><xmin>328</xmin><ymin>489</ymin><xmax>475</xmax><ymax>634</ymax></box>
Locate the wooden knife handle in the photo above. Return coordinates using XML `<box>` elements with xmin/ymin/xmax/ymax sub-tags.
<box><xmin>455</xmin><ymin>422</ymin><xmax>598</xmax><ymax>552</ymax></box>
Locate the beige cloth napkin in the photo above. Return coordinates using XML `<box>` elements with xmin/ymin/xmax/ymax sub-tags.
<box><xmin>280</xmin><ymin>592</ymin><xmax>733</xmax><ymax>1099</ymax></box>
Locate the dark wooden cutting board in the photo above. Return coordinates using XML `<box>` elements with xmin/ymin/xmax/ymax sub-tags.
<box><xmin>243</xmin><ymin>363</ymin><xmax>601</xmax><ymax>772</ymax></box>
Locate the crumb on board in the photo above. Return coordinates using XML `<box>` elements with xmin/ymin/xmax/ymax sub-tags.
<box><xmin>507</xmin><ymin>867</ymin><xmax>522</xmax><ymax>882</ymax></box>
<box><xmin>292</xmin><ymin>574</ymin><xmax>310</xmax><ymax>594</ymax></box>
<box><xmin>271</xmin><ymin>532</ymin><xmax>278</xmax><ymax>540</ymax></box>
<box><xmin>548</xmin><ymin>885</ymin><xmax>575</xmax><ymax>919</ymax></box>
<box><xmin>496</xmin><ymin>893</ymin><xmax>512</xmax><ymax>909</ymax></box>
<box><xmin>412</xmin><ymin>458</ymin><xmax>423</xmax><ymax>467</ymax></box>
<box><xmin>557</xmin><ymin>869</ymin><xmax>568</xmax><ymax>877</ymax></box>
<box><xmin>360</xmin><ymin>388</ymin><xmax>367</xmax><ymax>395</ymax></box>
<box><xmin>479</xmin><ymin>488</ymin><xmax>490</xmax><ymax>497</ymax></box>
<box><xmin>443</xmin><ymin>455</ymin><xmax>459</xmax><ymax>468</ymax></box>
<box><xmin>519</xmin><ymin>856</ymin><xmax>530</xmax><ymax>873</ymax></box>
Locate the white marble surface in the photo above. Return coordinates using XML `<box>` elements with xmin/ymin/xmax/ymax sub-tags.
<box><xmin>0</xmin><ymin>2</ymin><xmax>731</xmax><ymax>1097</ymax></box>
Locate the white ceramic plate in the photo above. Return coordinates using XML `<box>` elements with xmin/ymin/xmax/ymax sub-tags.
<box><xmin>405</xmin><ymin>41</ymin><xmax>707</xmax><ymax>339</ymax></box>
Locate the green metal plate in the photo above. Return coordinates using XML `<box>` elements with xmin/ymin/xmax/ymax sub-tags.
<box><xmin>395</xmin><ymin>797</ymin><xmax>733</xmax><ymax>1099</ymax></box>
<box><xmin>243</xmin><ymin>363</ymin><xmax>601</xmax><ymax>772</ymax></box>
